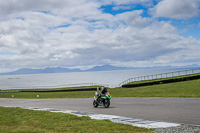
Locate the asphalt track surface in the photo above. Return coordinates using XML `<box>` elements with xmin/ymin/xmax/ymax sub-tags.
<box><xmin>0</xmin><ymin>97</ymin><xmax>200</xmax><ymax>125</ymax></box>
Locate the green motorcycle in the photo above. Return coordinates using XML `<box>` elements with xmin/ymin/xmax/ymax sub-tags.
<box><xmin>93</xmin><ymin>92</ymin><xmax>111</xmax><ymax>108</ymax></box>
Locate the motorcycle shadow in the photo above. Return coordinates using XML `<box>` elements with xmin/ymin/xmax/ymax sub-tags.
<box><xmin>93</xmin><ymin>106</ymin><xmax>115</xmax><ymax>109</ymax></box>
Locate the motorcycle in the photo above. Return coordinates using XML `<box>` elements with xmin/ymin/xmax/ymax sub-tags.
<box><xmin>93</xmin><ymin>91</ymin><xmax>111</xmax><ymax>108</ymax></box>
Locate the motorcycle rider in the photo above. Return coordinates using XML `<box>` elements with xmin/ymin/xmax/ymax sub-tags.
<box><xmin>98</xmin><ymin>87</ymin><xmax>108</xmax><ymax>101</ymax></box>
<box><xmin>101</xmin><ymin>87</ymin><xmax>108</xmax><ymax>95</ymax></box>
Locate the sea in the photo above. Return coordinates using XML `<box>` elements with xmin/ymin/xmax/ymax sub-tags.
<box><xmin>0</xmin><ymin>68</ymin><xmax>198</xmax><ymax>90</ymax></box>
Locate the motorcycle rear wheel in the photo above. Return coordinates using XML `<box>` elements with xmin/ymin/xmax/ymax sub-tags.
<box><xmin>93</xmin><ymin>100</ymin><xmax>98</xmax><ymax>108</ymax></box>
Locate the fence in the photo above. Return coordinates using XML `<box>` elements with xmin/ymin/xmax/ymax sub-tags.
<box><xmin>119</xmin><ymin>68</ymin><xmax>200</xmax><ymax>87</ymax></box>
<box><xmin>1</xmin><ymin>83</ymin><xmax>108</xmax><ymax>90</ymax></box>
<box><xmin>54</xmin><ymin>83</ymin><xmax>108</xmax><ymax>87</ymax></box>
<box><xmin>43</xmin><ymin>83</ymin><xmax>108</xmax><ymax>88</ymax></box>
<box><xmin>0</xmin><ymin>90</ymin><xmax>21</xmax><ymax>93</ymax></box>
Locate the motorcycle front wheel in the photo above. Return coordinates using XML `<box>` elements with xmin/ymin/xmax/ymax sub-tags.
<box><xmin>93</xmin><ymin>100</ymin><xmax>98</xmax><ymax>108</ymax></box>
<box><xmin>104</xmin><ymin>100</ymin><xmax>110</xmax><ymax>108</ymax></box>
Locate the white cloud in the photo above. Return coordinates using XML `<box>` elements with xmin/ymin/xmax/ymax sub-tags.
<box><xmin>51</xmin><ymin>51</ymin><xmax>79</xmax><ymax>61</ymax></box>
<box><xmin>100</xmin><ymin>0</ymin><xmax>153</xmax><ymax>6</ymax></box>
<box><xmin>150</xmin><ymin>0</ymin><xmax>200</xmax><ymax>19</ymax></box>
<box><xmin>0</xmin><ymin>0</ymin><xmax>200</xmax><ymax>72</ymax></box>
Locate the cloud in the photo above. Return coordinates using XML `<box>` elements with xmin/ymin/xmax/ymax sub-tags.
<box><xmin>150</xmin><ymin>0</ymin><xmax>200</xmax><ymax>19</ymax></box>
<box><xmin>0</xmin><ymin>0</ymin><xmax>200</xmax><ymax>72</ymax></box>
<box><xmin>51</xmin><ymin>51</ymin><xmax>79</xmax><ymax>61</ymax></box>
<box><xmin>100</xmin><ymin>0</ymin><xmax>153</xmax><ymax>6</ymax></box>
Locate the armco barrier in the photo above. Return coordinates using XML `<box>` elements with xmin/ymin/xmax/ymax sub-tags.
<box><xmin>119</xmin><ymin>68</ymin><xmax>200</xmax><ymax>87</ymax></box>
<box><xmin>0</xmin><ymin>90</ymin><xmax>21</xmax><ymax>93</ymax></box>
<box><xmin>21</xmin><ymin>88</ymin><xmax>98</xmax><ymax>92</ymax></box>
<box><xmin>122</xmin><ymin>75</ymin><xmax>200</xmax><ymax>88</ymax></box>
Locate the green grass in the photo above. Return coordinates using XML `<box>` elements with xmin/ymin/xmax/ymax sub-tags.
<box><xmin>0</xmin><ymin>90</ymin><xmax>95</xmax><ymax>99</ymax></box>
<box><xmin>0</xmin><ymin>86</ymin><xmax>101</xmax><ymax>99</ymax></box>
<box><xmin>0</xmin><ymin>106</ymin><xmax>152</xmax><ymax>133</ymax></box>
<box><xmin>111</xmin><ymin>79</ymin><xmax>200</xmax><ymax>97</ymax></box>
<box><xmin>1</xmin><ymin>79</ymin><xmax>200</xmax><ymax>98</ymax></box>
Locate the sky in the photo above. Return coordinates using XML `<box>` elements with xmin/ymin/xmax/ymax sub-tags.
<box><xmin>0</xmin><ymin>0</ymin><xmax>200</xmax><ymax>72</ymax></box>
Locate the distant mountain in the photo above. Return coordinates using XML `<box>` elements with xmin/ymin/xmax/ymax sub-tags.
<box><xmin>0</xmin><ymin>67</ymin><xmax>82</xmax><ymax>75</ymax></box>
<box><xmin>0</xmin><ymin>64</ymin><xmax>199</xmax><ymax>75</ymax></box>
<box><xmin>183</xmin><ymin>64</ymin><xmax>200</xmax><ymax>69</ymax></box>
<box><xmin>86</xmin><ymin>64</ymin><xmax>133</xmax><ymax>71</ymax></box>
<box><xmin>0</xmin><ymin>65</ymin><xmax>134</xmax><ymax>75</ymax></box>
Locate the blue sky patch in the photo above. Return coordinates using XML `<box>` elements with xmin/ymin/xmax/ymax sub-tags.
<box><xmin>170</xmin><ymin>18</ymin><xmax>200</xmax><ymax>40</ymax></box>
<box><xmin>179</xmin><ymin>26</ymin><xmax>200</xmax><ymax>40</ymax></box>
<box><xmin>0</xmin><ymin>52</ymin><xmax>17</xmax><ymax>56</ymax></box>
<box><xmin>100</xmin><ymin>2</ymin><xmax>200</xmax><ymax>40</ymax></box>
<box><xmin>100</xmin><ymin>4</ymin><xmax>150</xmax><ymax>17</ymax></box>
<box><xmin>34</xmin><ymin>10</ymin><xmax>51</xmax><ymax>14</ymax></box>
<box><xmin>49</xmin><ymin>24</ymin><xmax>71</xmax><ymax>30</ymax></box>
<box><xmin>16</xmin><ymin>17</ymin><xmax>25</xmax><ymax>21</ymax></box>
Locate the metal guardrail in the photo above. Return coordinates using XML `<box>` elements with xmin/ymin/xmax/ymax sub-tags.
<box><xmin>21</xmin><ymin>88</ymin><xmax>98</xmax><ymax>92</ymax></box>
<box><xmin>0</xmin><ymin>90</ymin><xmax>21</xmax><ymax>93</ymax></box>
<box><xmin>55</xmin><ymin>83</ymin><xmax>108</xmax><ymax>88</ymax></box>
<box><xmin>119</xmin><ymin>68</ymin><xmax>200</xmax><ymax>87</ymax></box>
<box><xmin>1</xmin><ymin>83</ymin><xmax>108</xmax><ymax>90</ymax></box>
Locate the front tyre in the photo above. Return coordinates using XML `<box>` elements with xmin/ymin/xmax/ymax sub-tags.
<box><xmin>104</xmin><ymin>100</ymin><xmax>110</xmax><ymax>108</ymax></box>
<box><xmin>93</xmin><ymin>100</ymin><xmax>98</xmax><ymax>108</ymax></box>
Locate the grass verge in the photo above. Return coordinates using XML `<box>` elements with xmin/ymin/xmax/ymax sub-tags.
<box><xmin>0</xmin><ymin>90</ymin><xmax>95</xmax><ymax>99</ymax></box>
<box><xmin>0</xmin><ymin>106</ymin><xmax>152</xmax><ymax>133</ymax></box>
<box><xmin>1</xmin><ymin>79</ymin><xmax>200</xmax><ymax>98</ymax></box>
<box><xmin>111</xmin><ymin>79</ymin><xmax>200</xmax><ymax>97</ymax></box>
